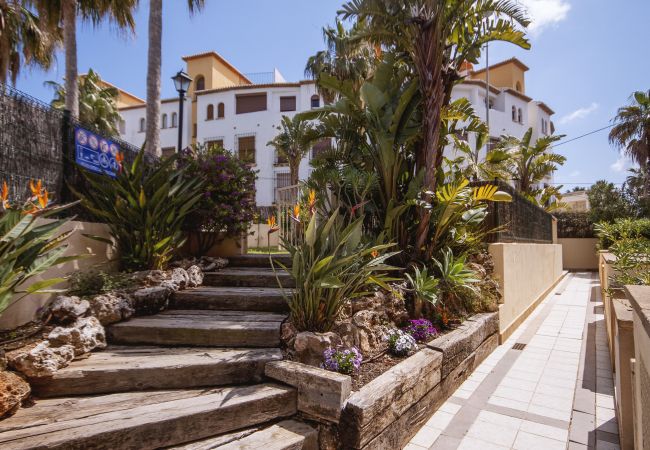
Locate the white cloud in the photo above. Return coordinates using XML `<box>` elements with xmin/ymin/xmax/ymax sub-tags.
<box><xmin>559</xmin><ymin>102</ymin><xmax>599</xmax><ymax>125</ymax></box>
<box><xmin>611</xmin><ymin>156</ymin><xmax>628</xmax><ymax>173</ymax></box>
<box><xmin>518</xmin><ymin>0</ymin><xmax>571</xmax><ymax>36</ymax></box>
<box><xmin>570</xmin><ymin>170</ymin><xmax>581</xmax><ymax>177</ymax></box>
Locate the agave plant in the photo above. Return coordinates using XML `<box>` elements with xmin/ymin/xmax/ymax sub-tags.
<box><xmin>73</xmin><ymin>148</ymin><xmax>203</xmax><ymax>271</ymax></box>
<box><xmin>405</xmin><ymin>264</ymin><xmax>439</xmax><ymax>317</ymax></box>
<box><xmin>0</xmin><ymin>181</ymin><xmax>80</xmax><ymax>315</ymax></box>
<box><xmin>432</xmin><ymin>247</ymin><xmax>480</xmax><ymax>314</ymax></box>
<box><xmin>276</xmin><ymin>205</ymin><xmax>400</xmax><ymax>332</ymax></box>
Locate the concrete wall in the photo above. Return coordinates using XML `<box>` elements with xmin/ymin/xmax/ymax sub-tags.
<box><xmin>626</xmin><ymin>285</ymin><xmax>650</xmax><ymax>450</ymax></box>
<box><xmin>0</xmin><ymin>220</ymin><xmax>115</xmax><ymax>331</ymax></box>
<box><xmin>489</xmin><ymin>243</ymin><xmax>564</xmax><ymax>342</ymax></box>
<box><xmin>558</xmin><ymin>238</ymin><xmax>599</xmax><ymax>271</ymax></box>
<box><xmin>247</xmin><ymin>223</ymin><xmax>279</xmax><ymax>249</ymax></box>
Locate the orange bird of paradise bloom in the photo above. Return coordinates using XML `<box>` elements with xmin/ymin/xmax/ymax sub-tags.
<box><xmin>307</xmin><ymin>190</ymin><xmax>316</xmax><ymax>213</ymax></box>
<box><xmin>1</xmin><ymin>181</ymin><xmax>9</xmax><ymax>209</ymax></box>
<box><xmin>115</xmin><ymin>152</ymin><xmax>125</xmax><ymax>173</ymax></box>
<box><xmin>29</xmin><ymin>179</ymin><xmax>43</xmax><ymax>197</ymax></box>
<box><xmin>371</xmin><ymin>250</ymin><xmax>379</xmax><ymax>259</ymax></box>
<box><xmin>290</xmin><ymin>203</ymin><xmax>301</xmax><ymax>223</ymax></box>
<box><xmin>267</xmin><ymin>215</ymin><xmax>279</xmax><ymax>234</ymax></box>
<box><xmin>37</xmin><ymin>189</ymin><xmax>49</xmax><ymax>209</ymax></box>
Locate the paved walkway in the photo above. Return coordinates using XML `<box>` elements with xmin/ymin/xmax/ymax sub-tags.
<box><xmin>405</xmin><ymin>272</ymin><xmax>621</xmax><ymax>450</ymax></box>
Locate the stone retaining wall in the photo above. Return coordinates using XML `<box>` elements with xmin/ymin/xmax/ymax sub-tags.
<box><xmin>266</xmin><ymin>312</ymin><xmax>499</xmax><ymax>449</ymax></box>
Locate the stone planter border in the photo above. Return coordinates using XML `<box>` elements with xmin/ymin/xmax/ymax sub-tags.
<box><xmin>266</xmin><ymin>312</ymin><xmax>499</xmax><ymax>449</ymax></box>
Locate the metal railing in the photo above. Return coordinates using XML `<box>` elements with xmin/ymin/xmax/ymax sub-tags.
<box><xmin>276</xmin><ymin>184</ymin><xmax>300</xmax><ymax>248</ymax></box>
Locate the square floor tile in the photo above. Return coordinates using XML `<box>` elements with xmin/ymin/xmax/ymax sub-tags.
<box><xmin>467</xmin><ymin>420</ymin><xmax>519</xmax><ymax>447</ymax></box>
<box><xmin>513</xmin><ymin>430</ymin><xmax>567</xmax><ymax>450</ymax></box>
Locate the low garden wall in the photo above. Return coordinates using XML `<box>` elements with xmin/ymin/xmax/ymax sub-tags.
<box><xmin>558</xmin><ymin>238</ymin><xmax>599</xmax><ymax>271</ymax></box>
<box><xmin>489</xmin><ymin>243</ymin><xmax>564</xmax><ymax>342</ymax></box>
<box><xmin>625</xmin><ymin>285</ymin><xmax>650</xmax><ymax>450</ymax></box>
<box><xmin>265</xmin><ymin>312</ymin><xmax>499</xmax><ymax>449</ymax></box>
<box><xmin>0</xmin><ymin>220</ymin><xmax>115</xmax><ymax>331</ymax></box>
<box><xmin>247</xmin><ymin>223</ymin><xmax>280</xmax><ymax>249</ymax></box>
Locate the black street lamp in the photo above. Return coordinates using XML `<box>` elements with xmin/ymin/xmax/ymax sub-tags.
<box><xmin>172</xmin><ymin>70</ymin><xmax>192</xmax><ymax>153</ymax></box>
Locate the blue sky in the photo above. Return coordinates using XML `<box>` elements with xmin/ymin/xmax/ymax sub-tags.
<box><xmin>15</xmin><ymin>0</ymin><xmax>650</xmax><ymax>190</ymax></box>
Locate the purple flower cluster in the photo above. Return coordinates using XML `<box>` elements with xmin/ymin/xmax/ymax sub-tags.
<box><xmin>322</xmin><ymin>346</ymin><xmax>362</xmax><ymax>375</ymax></box>
<box><xmin>404</xmin><ymin>319</ymin><xmax>437</xmax><ymax>342</ymax></box>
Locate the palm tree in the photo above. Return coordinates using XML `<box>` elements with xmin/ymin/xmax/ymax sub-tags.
<box><xmin>339</xmin><ymin>0</ymin><xmax>530</xmax><ymax>254</ymax></box>
<box><xmin>609</xmin><ymin>90</ymin><xmax>650</xmax><ymax>195</ymax></box>
<box><xmin>145</xmin><ymin>0</ymin><xmax>204</xmax><ymax>156</ymax></box>
<box><xmin>0</xmin><ymin>0</ymin><xmax>59</xmax><ymax>85</ymax></box>
<box><xmin>267</xmin><ymin>115</ymin><xmax>320</xmax><ymax>185</ymax></box>
<box><xmin>30</xmin><ymin>0</ymin><xmax>136</xmax><ymax>117</ymax></box>
<box><xmin>305</xmin><ymin>19</ymin><xmax>377</xmax><ymax>103</ymax></box>
<box><xmin>498</xmin><ymin>127</ymin><xmax>566</xmax><ymax>195</ymax></box>
<box><xmin>46</xmin><ymin>68</ymin><xmax>120</xmax><ymax>134</ymax></box>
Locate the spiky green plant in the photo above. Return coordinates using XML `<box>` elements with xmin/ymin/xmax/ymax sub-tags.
<box><xmin>73</xmin><ymin>148</ymin><xmax>203</xmax><ymax>270</ymax></box>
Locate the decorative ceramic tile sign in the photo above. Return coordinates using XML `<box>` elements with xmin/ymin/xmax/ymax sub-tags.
<box><xmin>74</xmin><ymin>126</ymin><xmax>120</xmax><ymax>177</ymax></box>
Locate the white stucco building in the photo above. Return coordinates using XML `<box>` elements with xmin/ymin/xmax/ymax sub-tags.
<box><xmin>112</xmin><ymin>53</ymin><xmax>555</xmax><ymax>207</ymax></box>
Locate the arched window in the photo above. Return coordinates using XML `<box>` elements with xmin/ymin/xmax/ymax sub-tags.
<box><xmin>512</xmin><ymin>106</ymin><xmax>517</xmax><ymax>122</ymax></box>
<box><xmin>161</xmin><ymin>113</ymin><xmax>168</xmax><ymax>129</ymax></box>
<box><xmin>195</xmin><ymin>75</ymin><xmax>205</xmax><ymax>91</ymax></box>
<box><xmin>515</xmin><ymin>81</ymin><xmax>522</xmax><ymax>92</ymax></box>
<box><xmin>310</xmin><ymin>94</ymin><xmax>320</xmax><ymax>108</ymax></box>
<box><xmin>517</xmin><ymin>108</ymin><xmax>523</xmax><ymax>124</ymax></box>
<box><xmin>206</xmin><ymin>104</ymin><xmax>214</xmax><ymax>120</ymax></box>
<box><xmin>171</xmin><ymin>112</ymin><xmax>177</xmax><ymax>128</ymax></box>
<box><xmin>139</xmin><ymin>118</ymin><xmax>145</xmax><ymax>132</ymax></box>
<box><xmin>217</xmin><ymin>102</ymin><xmax>225</xmax><ymax>118</ymax></box>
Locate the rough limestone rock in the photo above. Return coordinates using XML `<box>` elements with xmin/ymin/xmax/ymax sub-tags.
<box><xmin>89</xmin><ymin>293</ymin><xmax>134</xmax><ymax>325</ymax></box>
<box><xmin>294</xmin><ymin>332</ymin><xmax>343</xmax><ymax>367</ymax></box>
<box><xmin>159</xmin><ymin>280</ymin><xmax>181</xmax><ymax>292</ymax></box>
<box><xmin>186</xmin><ymin>265</ymin><xmax>204</xmax><ymax>287</ymax></box>
<box><xmin>0</xmin><ymin>349</ymin><xmax>6</xmax><ymax>370</ymax></box>
<box><xmin>199</xmin><ymin>256</ymin><xmax>228</xmax><ymax>272</ymax></box>
<box><xmin>129</xmin><ymin>270</ymin><xmax>168</xmax><ymax>286</ymax></box>
<box><xmin>8</xmin><ymin>342</ymin><xmax>75</xmax><ymax>378</ymax></box>
<box><xmin>0</xmin><ymin>370</ymin><xmax>30</xmax><ymax>418</ymax></box>
<box><xmin>132</xmin><ymin>286</ymin><xmax>171</xmax><ymax>315</ymax></box>
<box><xmin>48</xmin><ymin>317</ymin><xmax>107</xmax><ymax>356</ymax></box>
<box><xmin>171</xmin><ymin>268</ymin><xmax>190</xmax><ymax>290</ymax></box>
<box><xmin>48</xmin><ymin>295</ymin><xmax>89</xmax><ymax>324</ymax></box>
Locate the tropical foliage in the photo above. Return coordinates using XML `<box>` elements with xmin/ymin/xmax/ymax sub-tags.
<box><xmin>0</xmin><ymin>0</ymin><xmax>59</xmax><ymax>85</ymax></box>
<box><xmin>267</xmin><ymin>115</ymin><xmax>320</xmax><ymax>185</ymax></box>
<box><xmin>495</xmin><ymin>127</ymin><xmax>566</xmax><ymax>211</ymax></box>
<box><xmin>339</xmin><ymin>0</ymin><xmax>531</xmax><ymax>255</ymax></box>
<box><xmin>609</xmin><ymin>90</ymin><xmax>650</xmax><ymax>197</ymax></box>
<box><xmin>0</xmin><ymin>180</ymin><xmax>80</xmax><ymax>315</ymax></box>
<box><xmin>177</xmin><ymin>144</ymin><xmax>257</xmax><ymax>255</ymax></box>
<box><xmin>587</xmin><ymin>180</ymin><xmax>633</xmax><ymax>224</ymax></box>
<box><xmin>73</xmin><ymin>148</ymin><xmax>203</xmax><ymax>271</ymax></box>
<box><xmin>275</xmin><ymin>200</ymin><xmax>400</xmax><ymax>332</ymax></box>
<box><xmin>47</xmin><ymin>68</ymin><xmax>120</xmax><ymax>135</ymax></box>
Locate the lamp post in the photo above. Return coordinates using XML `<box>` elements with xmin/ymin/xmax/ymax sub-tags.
<box><xmin>172</xmin><ymin>70</ymin><xmax>192</xmax><ymax>153</ymax></box>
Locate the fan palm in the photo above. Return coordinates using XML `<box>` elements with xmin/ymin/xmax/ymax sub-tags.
<box><xmin>0</xmin><ymin>0</ymin><xmax>59</xmax><ymax>85</ymax></box>
<box><xmin>28</xmin><ymin>0</ymin><xmax>136</xmax><ymax>118</ymax></box>
<box><xmin>46</xmin><ymin>68</ymin><xmax>120</xmax><ymax>135</ymax></box>
<box><xmin>497</xmin><ymin>127</ymin><xmax>565</xmax><ymax>195</ymax></box>
<box><xmin>267</xmin><ymin>115</ymin><xmax>320</xmax><ymax>186</ymax></box>
<box><xmin>338</xmin><ymin>0</ymin><xmax>530</xmax><ymax>256</ymax></box>
<box><xmin>145</xmin><ymin>0</ymin><xmax>205</xmax><ymax>156</ymax></box>
<box><xmin>305</xmin><ymin>19</ymin><xmax>378</xmax><ymax>104</ymax></box>
<box><xmin>609</xmin><ymin>90</ymin><xmax>650</xmax><ymax>195</ymax></box>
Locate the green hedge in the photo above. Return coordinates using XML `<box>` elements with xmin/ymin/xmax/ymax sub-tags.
<box><xmin>595</xmin><ymin>218</ymin><xmax>650</xmax><ymax>249</ymax></box>
<box><xmin>555</xmin><ymin>212</ymin><xmax>595</xmax><ymax>239</ymax></box>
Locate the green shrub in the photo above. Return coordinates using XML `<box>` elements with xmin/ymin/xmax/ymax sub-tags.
<box><xmin>177</xmin><ymin>145</ymin><xmax>257</xmax><ymax>254</ymax></box>
<box><xmin>0</xmin><ymin>181</ymin><xmax>81</xmax><ymax>315</ymax></box>
<box><xmin>555</xmin><ymin>212</ymin><xmax>595</xmax><ymax>238</ymax></box>
<box><xmin>277</xmin><ymin>205</ymin><xmax>400</xmax><ymax>333</ymax></box>
<box><xmin>74</xmin><ymin>148</ymin><xmax>203</xmax><ymax>271</ymax></box>
<box><xmin>608</xmin><ymin>238</ymin><xmax>650</xmax><ymax>288</ymax></box>
<box><xmin>595</xmin><ymin>218</ymin><xmax>650</xmax><ymax>249</ymax></box>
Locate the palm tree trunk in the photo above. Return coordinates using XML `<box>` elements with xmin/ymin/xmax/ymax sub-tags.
<box><xmin>145</xmin><ymin>0</ymin><xmax>162</xmax><ymax>156</ymax></box>
<box><xmin>63</xmin><ymin>0</ymin><xmax>78</xmax><ymax>117</ymax></box>
<box><xmin>290</xmin><ymin>160</ymin><xmax>300</xmax><ymax>186</ymax></box>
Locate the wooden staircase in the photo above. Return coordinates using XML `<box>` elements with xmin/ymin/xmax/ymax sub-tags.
<box><xmin>0</xmin><ymin>255</ymin><xmax>317</xmax><ymax>450</ymax></box>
